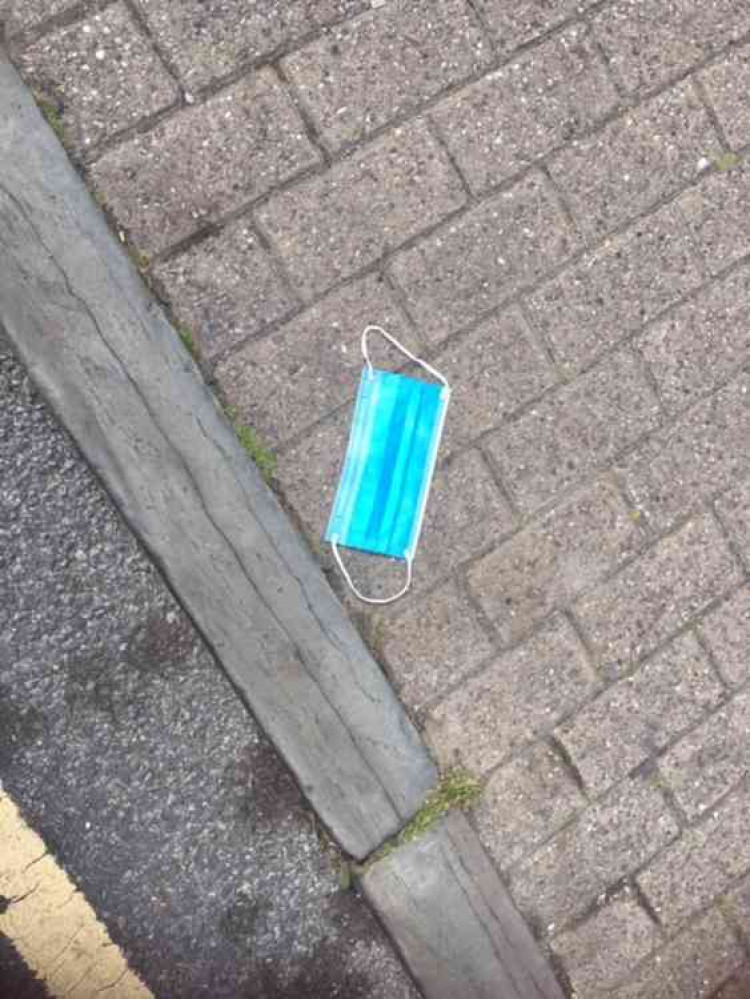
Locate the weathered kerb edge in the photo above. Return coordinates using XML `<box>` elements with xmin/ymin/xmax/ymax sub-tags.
<box><xmin>0</xmin><ymin>52</ymin><xmax>436</xmax><ymax>861</ymax></box>
<box><xmin>363</xmin><ymin>813</ymin><xmax>565</xmax><ymax>999</ymax></box>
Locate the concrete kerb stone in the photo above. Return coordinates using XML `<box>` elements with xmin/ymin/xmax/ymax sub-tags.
<box><xmin>0</xmin><ymin>52</ymin><xmax>565</xmax><ymax>998</ymax></box>
<box><xmin>361</xmin><ymin>812</ymin><xmax>565</xmax><ymax>999</ymax></box>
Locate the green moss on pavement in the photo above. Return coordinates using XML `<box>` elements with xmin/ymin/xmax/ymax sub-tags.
<box><xmin>714</xmin><ymin>151</ymin><xmax>743</xmax><ymax>172</ymax></box>
<box><xmin>174</xmin><ymin>322</ymin><xmax>200</xmax><ymax>362</ymax></box>
<box><xmin>225</xmin><ymin>407</ymin><xmax>277</xmax><ymax>482</ymax></box>
<box><xmin>34</xmin><ymin>90</ymin><xmax>68</xmax><ymax>147</ymax></box>
<box><xmin>354</xmin><ymin>769</ymin><xmax>483</xmax><ymax>875</ymax></box>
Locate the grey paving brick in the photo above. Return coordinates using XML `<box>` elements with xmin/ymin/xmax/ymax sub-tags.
<box><xmin>214</xmin><ymin>275</ymin><xmax>412</xmax><ymax>445</ymax></box>
<box><xmin>701</xmin><ymin>44</ymin><xmax>750</xmax><ymax>150</ymax></box>
<box><xmin>90</xmin><ymin>72</ymin><xmax>318</xmax><ymax>255</ymax></box>
<box><xmin>6</xmin><ymin>0</ymin><xmax>75</xmax><ymax>33</ymax></box>
<box><xmin>639</xmin><ymin>782</ymin><xmax>750</xmax><ymax>928</ymax></box>
<box><xmin>558</xmin><ymin>633</ymin><xmax>724</xmax><ymax>795</ymax></box>
<box><xmin>435</xmin><ymin>307</ymin><xmax>555</xmax><ymax>454</ymax></box>
<box><xmin>468</xmin><ymin>478</ymin><xmax>643</xmax><ymax>646</ymax></box>
<box><xmin>380</xmin><ymin>579</ymin><xmax>493</xmax><ymax>711</ymax></box>
<box><xmin>19</xmin><ymin>4</ymin><xmax>178</xmax><ymax>153</ymax></box>
<box><xmin>526</xmin><ymin>204</ymin><xmax>703</xmax><ymax>373</ymax></box>
<box><xmin>638</xmin><ymin>265</ymin><xmax>750</xmax><ymax>414</ymax></box>
<box><xmin>418</xmin><ymin>449</ymin><xmax>516</xmax><ymax>583</ymax></box>
<box><xmin>276</xmin><ymin>406</ymin><xmax>351</xmax><ymax>544</ymax></box>
<box><xmin>594</xmin><ymin>0</ymin><xmax>750</xmax><ymax>95</ymax></box>
<box><xmin>699</xmin><ymin>586</ymin><xmax>750</xmax><ymax>688</ymax></box>
<box><xmin>615</xmin><ymin>909</ymin><xmax>744</xmax><ymax>999</ymax></box>
<box><xmin>283</xmin><ymin>0</ymin><xmax>490</xmax><ymax>151</ymax></box>
<box><xmin>716</xmin><ymin>477</ymin><xmax>750</xmax><ymax>564</ymax></box>
<box><xmin>389</xmin><ymin>171</ymin><xmax>578</xmax><ymax>345</ymax></box>
<box><xmin>425</xmin><ymin>616</ymin><xmax>597</xmax><ymax>775</ymax></box>
<box><xmin>551</xmin><ymin>894</ymin><xmax>660</xmax><ymax>998</ymax></box>
<box><xmin>679</xmin><ymin>162</ymin><xmax>750</xmax><ymax>276</ymax></box>
<box><xmin>575</xmin><ymin>514</ymin><xmax>741</xmax><ymax>678</ymax></box>
<box><xmin>660</xmin><ymin>688</ymin><xmax>750</xmax><ymax>821</ymax></box>
<box><xmin>549</xmin><ymin>83</ymin><xmax>720</xmax><ymax>241</ymax></box>
<box><xmin>510</xmin><ymin>777</ymin><xmax>679</xmax><ymax>928</ymax></box>
<box><xmin>258</xmin><ymin>121</ymin><xmax>465</xmax><ymax>300</ymax></box>
<box><xmin>154</xmin><ymin>221</ymin><xmax>297</xmax><ymax>363</ymax></box>
<box><xmin>475</xmin><ymin>742</ymin><xmax>585</xmax><ymax>872</ymax></box>
<box><xmin>473</xmin><ymin>0</ymin><xmax>599</xmax><ymax>55</ymax></box>
<box><xmin>431</xmin><ymin>23</ymin><xmax>617</xmax><ymax>195</ymax></box>
<box><xmin>619</xmin><ymin>372</ymin><xmax>750</xmax><ymax>533</ymax></box>
<box><xmin>486</xmin><ymin>348</ymin><xmax>660</xmax><ymax>513</ymax></box>
<box><xmin>138</xmin><ymin>0</ymin><xmax>366</xmax><ymax>90</ymax></box>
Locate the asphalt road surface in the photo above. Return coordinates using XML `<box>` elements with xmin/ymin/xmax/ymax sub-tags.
<box><xmin>0</xmin><ymin>330</ymin><xmax>420</xmax><ymax>999</ymax></box>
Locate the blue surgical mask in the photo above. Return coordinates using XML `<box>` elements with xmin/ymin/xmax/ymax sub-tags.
<box><xmin>326</xmin><ymin>326</ymin><xmax>450</xmax><ymax>604</ymax></box>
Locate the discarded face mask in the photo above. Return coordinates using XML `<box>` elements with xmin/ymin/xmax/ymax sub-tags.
<box><xmin>325</xmin><ymin>325</ymin><xmax>451</xmax><ymax>604</ymax></box>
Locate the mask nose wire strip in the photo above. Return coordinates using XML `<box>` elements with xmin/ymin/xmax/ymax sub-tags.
<box><xmin>362</xmin><ymin>325</ymin><xmax>451</xmax><ymax>390</ymax></box>
<box><xmin>331</xmin><ymin>537</ymin><xmax>413</xmax><ymax>605</ymax></box>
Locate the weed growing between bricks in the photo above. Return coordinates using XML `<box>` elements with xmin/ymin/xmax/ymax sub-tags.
<box><xmin>344</xmin><ymin>768</ymin><xmax>484</xmax><ymax>884</ymax></box>
<box><xmin>173</xmin><ymin>320</ymin><xmax>201</xmax><ymax>363</ymax></box>
<box><xmin>33</xmin><ymin>86</ymin><xmax>68</xmax><ymax>146</ymax></box>
<box><xmin>224</xmin><ymin>406</ymin><xmax>277</xmax><ymax>483</ymax></box>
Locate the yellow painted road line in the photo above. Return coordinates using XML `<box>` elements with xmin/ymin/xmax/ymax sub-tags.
<box><xmin>0</xmin><ymin>787</ymin><xmax>153</xmax><ymax>999</ymax></box>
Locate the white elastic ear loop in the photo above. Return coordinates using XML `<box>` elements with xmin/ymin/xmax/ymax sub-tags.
<box><xmin>331</xmin><ymin>537</ymin><xmax>412</xmax><ymax>605</ymax></box>
<box><xmin>362</xmin><ymin>325</ymin><xmax>450</xmax><ymax>390</ymax></box>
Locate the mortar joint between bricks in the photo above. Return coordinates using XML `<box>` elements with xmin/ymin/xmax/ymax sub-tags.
<box><xmin>650</xmin><ymin>768</ymin><xmax>690</xmax><ymax>832</ymax></box>
<box><xmin>415</xmin><ymin>645</ymin><xmax>501</xmax><ymax>720</ymax></box>
<box><xmin>115</xmin><ymin>1</ymin><xmax>371</xmax><ymax>114</ymax></box>
<box><xmin>81</xmin><ymin>98</ymin><xmax>184</xmax><ymax>168</ymax></box>
<box><xmin>119</xmin><ymin>0</ymin><xmax>185</xmax><ymax>97</ymax></box>
<box><xmin>587</xmin><ymin>27</ymin><xmax>629</xmax><ymax>101</ymax></box>
<box><xmin>692</xmin><ymin>626</ymin><xmax>736</xmax><ymax>697</ymax></box>
<box><xmin>423</xmin><ymin>115</ymin><xmax>474</xmax><ymax>203</ymax></box>
<box><xmin>572</xmin><ymin>19</ymin><xmax>750</xmax><ymax>123</ymax></box>
<box><xmin>583</xmin><ymin>579</ymin><xmax>750</xmax><ymax>698</ymax></box>
<box><xmin>461</xmin><ymin>0</ymin><xmax>497</xmax><ymax>59</ymax></box>
<box><xmin>564</xmin><ymin>878</ymin><xmax>639</xmax><ymax>939</ymax></box>
<box><xmin>691</xmin><ymin>74</ymin><xmax>734</xmax><ymax>153</ymax></box>
<box><xmin>455</xmin><ymin>564</ymin><xmax>503</xmax><ymax>655</ymax></box>
<box><xmin>516</xmin><ymin>296</ymin><xmax>559</xmax><ymax>370</ymax></box>
<box><xmin>272</xmin><ymin>60</ymin><xmax>332</xmax><ymax>167</ymax></box>
<box><xmin>378</xmin><ymin>266</ymin><xmax>423</xmax><ymax>347</ymax></box>
<box><xmin>5</xmin><ymin>0</ymin><xmax>118</xmax><ymax>50</ymax></box>
<box><xmin>538</xmin><ymin>162</ymin><xmax>580</xmax><ymax>237</ymax></box>
<box><xmin>562</xmin><ymin>608</ymin><xmax>606</xmax><ymax>685</ymax></box>
<box><xmin>474</xmin><ymin>443</ymin><xmax>522</xmax><ymax>520</ymax></box>
<box><xmin>604</xmin><ymin>466</ymin><xmax>648</xmax><ymax>529</ymax></box>
<box><xmin>626</xmin><ymin>341</ymin><xmax>669</xmax><ymax>422</ymax></box>
<box><xmin>629</xmin><ymin>876</ymin><xmax>664</xmax><ymax>928</ymax></box>
<box><xmin>141</xmin><ymin>144</ymin><xmax>330</xmax><ymax>266</ymax></box>
<box><xmin>249</xmin><ymin>212</ymin><xmax>306</xmax><ymax>310</ymax></box>
<box><xmin>711</xmin><ymin>497</ymin><xmax>750</xmax><ymax>579</ymax></box>
<box><xmin>546</xmin><ymin>734</ymin><xmax>589</xmax><ymax>798</ymax></box>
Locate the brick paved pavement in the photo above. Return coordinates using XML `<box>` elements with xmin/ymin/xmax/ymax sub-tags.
<box><xmin>9</xmin><ymin>0</ymin><xmax>750</xmax><ymax>993</ymax></box>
